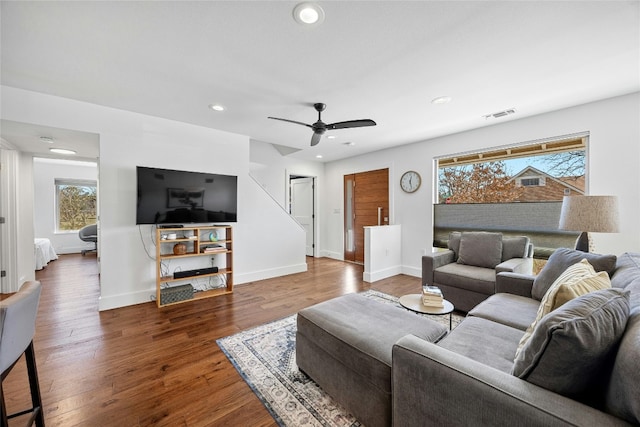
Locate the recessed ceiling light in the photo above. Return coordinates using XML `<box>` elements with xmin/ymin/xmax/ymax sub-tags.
<box><xmin>208</xmin><ymin>104</ymin><xmax>225</xmax><ymax>112</ymax></box>
<box><xmin>431</xmin><ymin>96</ymin><xmax>452</xmax><ymax>105</ymax></box>
<box><xmin>293</xmin><ymin>2</ymin><xmax>325</xmax><ymax>26</ymax></box>
<box><xmin>49</xmin><ymin>148</ymin><xmax>76</xmax><ymax>155</ymax></box>
<box><xmin>40</xmin><ymin>136</ymin><xmax>54</xmax><ymax>144</ymax></box>
<box><xmin>316</xmin><ymin>154</ymin><xmax>323</xmax><ymax>159</ymax></box>
<box><xmin>327</xmin><ymin>135</ymin><xmax>336</xmax><ymax>139</ymax></box>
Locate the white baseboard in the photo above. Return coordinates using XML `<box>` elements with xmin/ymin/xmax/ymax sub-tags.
<box><xmin>321</xmin><ymin>250</ymin><xmax>343</xmax><ymax>260</ymax></box>
<box><xmin>97</xmin><ymin>261</ymin><xmax>419</xmax><ymax>311</ymax></box>
<box><xmin>99</xmin><ymin>288</ymin><xmax>155</xmax><ymax>311</ymax></box>
<box><xmin>363</xmin><ymin>265</ymin><xmax>403</xmax><ymax>283</ymax></box>
<box><xmin>98</xmin><ymin>263</ymin><xmax>308</xmax><ymax>311</ymax></box>
<box><xmin>401</xmin><ymin>265</ymin><xmax>422</xmax><ymax>278</ymax></box>
<box><xmin>234</xmin><ymin>263</ymin><xmax>307</xmax><ymax>284</ymax></box>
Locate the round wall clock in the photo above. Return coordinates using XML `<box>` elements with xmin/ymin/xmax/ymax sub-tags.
<box><xmin>400</xmin><ymin>170</ymin><xmax>421</xmax><ymax>193</ymax></box>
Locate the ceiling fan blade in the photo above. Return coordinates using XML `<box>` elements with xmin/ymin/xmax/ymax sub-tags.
<box><xmin>310</xmin><ymin>132</ymin><xmax>322</xmax><ymax>146</ymax></box>
<box><xmin>268</xmin><ymin>117</ymin><xmax>313</xmax><ymax>129</ymax></box>
<box><xmin>327</xmin><ymin>119</ymin><xmax>377</xmax><ymax>130</ymax></box>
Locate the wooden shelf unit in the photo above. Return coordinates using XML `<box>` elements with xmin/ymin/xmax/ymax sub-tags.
<box><xmin>155</xmin><ymin>225</ymin><xmax>233</xmax><ymax>307</ymax></box>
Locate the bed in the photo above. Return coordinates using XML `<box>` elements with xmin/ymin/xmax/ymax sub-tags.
<box><xmin>35</xmin><ymin>238</ymin><xmax>58</xmax><ymax>270</ymax></box>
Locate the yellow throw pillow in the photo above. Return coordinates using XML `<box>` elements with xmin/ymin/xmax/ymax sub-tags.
<box><xmin>515</xmin><ymin>259</ymin><xmax>611</xmax><ymax>359</ymax></box>
<box><xmin>554</xmin><ymin>271</ymin><xmax>611</xmax><ymax>308</ymax></box>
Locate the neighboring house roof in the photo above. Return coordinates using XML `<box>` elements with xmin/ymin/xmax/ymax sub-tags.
<box><xmin>508</xmin><ymin>166</ymin><xmax>585</xmax><ymax>202</ymax></box>
<box><xmin>558</xmin><ymin>175</ymin><xmax>585</xmax><ymax>191</ymax></box>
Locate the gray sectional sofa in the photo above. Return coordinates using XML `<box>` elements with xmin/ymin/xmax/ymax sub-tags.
<box><xmin>297</xmin><ymin>249</ymin><xmax>640</xmax><ymax>426</ymax></box>
<box><xmin>422</xmin><ymin>231</ymin><xmax>534</xmax><ymax>312</ymax></box>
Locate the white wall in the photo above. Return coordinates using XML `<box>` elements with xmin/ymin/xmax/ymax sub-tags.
<box><xmin>0</xmin><ymin>148</ymin><xmax>36</xmax><ymax>292</ymax></box>
<box><xmin>33</xmin><ymin>158</ymin><xmax>98</xmax><ymax>254</ymax></box>
<box><xmin>323</xmin><ymin>92</ymin><xmax>640</xmax><ymax>277</ymax></box>
<box><xmin>249</xmin><ymin>139</ymin><xmax>325</xmax><ymax>256</ymax></box>
<box><xmin>1</xmin><ymin>85</ymin><xmax>307</xmax><ymax>310</ymax></box>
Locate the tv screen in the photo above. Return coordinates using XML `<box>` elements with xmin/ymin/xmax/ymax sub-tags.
<box><xmin>136</xmin><ymin>166</ymin><xmax>237</xmax><ymax>224</ymax></box>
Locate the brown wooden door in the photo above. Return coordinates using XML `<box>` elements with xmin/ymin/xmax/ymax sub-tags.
<box><xmin>344</xmin><ymin>168</ymin><xmax>389</xmax><ymax>263</ymax></box>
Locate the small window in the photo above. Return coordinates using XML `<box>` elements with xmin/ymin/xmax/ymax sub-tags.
<box><xmin>55</xmin><ymin>179</ymin><xmax>97</xmax><ymax>232</ymax></box>
<box><xmin>520</xmin><ymin>178</ymin><xmax>540</xmax><ymax>187</ymax></box>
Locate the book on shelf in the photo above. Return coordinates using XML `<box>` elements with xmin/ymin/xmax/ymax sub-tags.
<box><xmin>203</xmin><ymin>248</ymin><xmax>226</xmax><ymax>253</ymax></box>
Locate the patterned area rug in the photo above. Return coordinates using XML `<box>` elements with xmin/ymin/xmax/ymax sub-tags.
<box><xmin>216</xmin><ymin>290</ymin><xmax>464</xmax><ymax>426</ymax></box>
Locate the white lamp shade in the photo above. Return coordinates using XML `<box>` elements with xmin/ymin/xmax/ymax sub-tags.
<box><xmin>558</xmin><ymin>195</ymin><xmax>620</xmax><ymax>233</ymax></box>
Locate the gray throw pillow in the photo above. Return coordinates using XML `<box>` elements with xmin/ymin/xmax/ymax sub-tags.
<box><xmin>457</xmin><ymin>231</ymin><xmax>503</xmax><ymax>269</ymax></box>
<box><xmin>502</xmin><ymin>236</ymin><xmax>530</xmax><ymax>262</ymax></box>
<box><xmin>512</xmin><ymin>288</ymin><xmax>630</xmax><ymax>399</ymax></box>
<box><xmin>532</xmin><ymin>248</ymin><xmax>617</xmax><ymax>300</ymax></box>
<box><xmin>447</xmin><ymin>231</ymin><xmax>462</xmax><ymax>259</ymax></box>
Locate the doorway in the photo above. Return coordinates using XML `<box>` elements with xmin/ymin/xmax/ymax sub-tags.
<box><xmin>290</xmin><ymin>176</ymin><xmax>315</xmax><ymax>257</ymax></box>
<box><xmin>0</xmin><ymin>120</ymin><xmax>99</xmax><ymax>294</ymax></box>
<box><xmin>344</xmin><ymin>168</ymin><xmax>389</xmax><ymax>263</ymax></box>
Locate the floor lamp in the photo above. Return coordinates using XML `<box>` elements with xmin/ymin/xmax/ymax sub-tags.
<box><xmin>558</xmin><ymin>195</ymin><xmax>620</xmax><ymax>253</ymax></box>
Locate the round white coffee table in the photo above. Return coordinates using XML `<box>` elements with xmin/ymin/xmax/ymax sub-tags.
<box><xmin>398</xmin><ymin>294</ymin><xmax>455</xmax><ymax>330</ymax></box>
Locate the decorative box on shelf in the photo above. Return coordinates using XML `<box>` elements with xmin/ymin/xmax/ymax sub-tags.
<box><xmin>160</xmin><ymin>284</ymin><xmax>194</xmax><ymax>305</ymax></box>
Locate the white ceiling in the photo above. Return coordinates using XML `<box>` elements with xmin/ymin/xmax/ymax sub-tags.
<box><xmin>1</xmin><ymin>1</ymin><xmax>638</xmax><ymax>162</ymax></box>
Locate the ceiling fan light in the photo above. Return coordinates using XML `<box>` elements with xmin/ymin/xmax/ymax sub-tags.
<box><xmin>293</xmin><ymin>3</ymin><xmax>325</xmax><ymax>26</ymax></box>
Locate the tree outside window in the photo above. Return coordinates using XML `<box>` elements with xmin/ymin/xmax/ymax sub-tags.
<box><xmin>438</xmin><ymin>150</ymin><xmax>585</xmax><ymax>204</ymax></box>
<box><xmin>56</xmin><ymin>179</ymin><xmax>97</xmax><ymax>231</ymax></box>
<box><xmin>439</xmin><ymin>161</ymin><xmax>524</xmax><ymax>203</ymax></box>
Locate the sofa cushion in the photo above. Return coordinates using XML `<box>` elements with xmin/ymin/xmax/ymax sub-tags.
<box><xmin>434</xmin><ymin>263</ymin><xmax>496</xmax><ymax>295</ymax></box>
<box><xmin>605</xmin><ymin>252</ymin><xmax>640</xmax><ymax>424</ymax></box>
<box><xmin>438</xmin><ymin>316</ymin><xmax>523</xmax><ymax>373</ymax></box>
<box><xmin>296</xmin><ymin>293</ymin><xmax>447</xmax><ymax>394</ymax></box>
<box><xmin>512</xmin><ymin>288</ymin><xmax>630</xmax><ymax>400</ymax></box>
<box><xmin>516</xmin><ymin>259</ymin><xmax>611</xmax><ymax>357</ymax></box>
<box><xmin>468</xmin><ymin>293</ymin><xmax>539</xmax><ymax>331</ymax></box>
<box><xmin>605</xmin><ymin>295</ymin><xmax>640</xmax><ymax>424</ymax></box>
<box><xmin>447</xmin><ymin>231</ymin><xmax>462</xmax><ymax>260</ymax></box>
<box><xmin>610</xmin><ymin>252</ymin><xmax>640</xmax><ymax>292</ymax></box>
<box><xmin>457</xmin><ymin>231</ymin><xmax>503</xmax><ymax>269</ymax></box>
<box><xmin>501</xmin><ymin>236</ymin><xmax>530</xmax><ymax>262</ymax></box>
<box><xmin>532</xmin><ymin>248</ymin><xmax>617</xmax><ymax>301</ymax></box>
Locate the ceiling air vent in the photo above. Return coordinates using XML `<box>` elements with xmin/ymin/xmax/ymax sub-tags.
<box><xmin>483</xmin><ymin>108</ymin><xmax>516</xmax><ymax>119</ymax></box>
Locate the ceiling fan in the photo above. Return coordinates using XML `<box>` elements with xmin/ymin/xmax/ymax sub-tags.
<box><xmin>268</xmin><ymin>103</ymin><xmax>376</xmax><ymax>146</ymax></box>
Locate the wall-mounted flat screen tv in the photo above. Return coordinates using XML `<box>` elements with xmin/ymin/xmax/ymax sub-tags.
<box><xmin>136</xmin><ymin>166</ymin><xmax>237</xmax><ymax>224</ymax></box>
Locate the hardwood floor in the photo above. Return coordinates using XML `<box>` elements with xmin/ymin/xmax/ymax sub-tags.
<box><xmin>3</xmin><ymin>254</ymin><xmax>424</xmax><ymax>426</ymax></box>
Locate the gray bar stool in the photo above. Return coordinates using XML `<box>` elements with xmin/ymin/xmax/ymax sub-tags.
<box><xmin>0</xmin><ymin>281</ymin><xmax>44</xmax><ymax>427</ymax></box>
